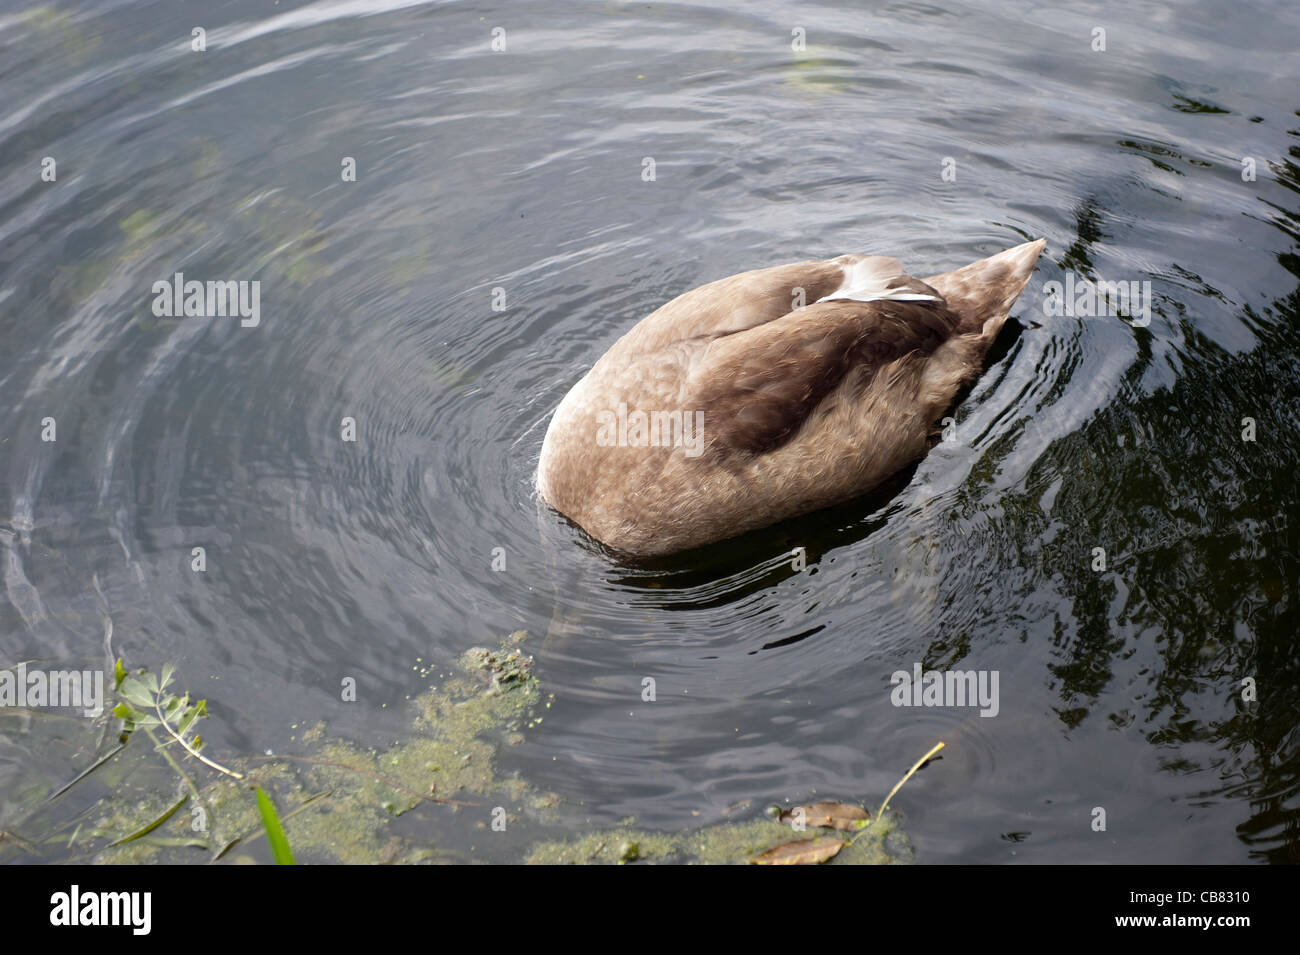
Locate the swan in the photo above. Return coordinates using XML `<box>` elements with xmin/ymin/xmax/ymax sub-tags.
<box><xmin>538</xmin><ymin>238</ymin><xmax>1046</xmax><ymax>556</ymax></box>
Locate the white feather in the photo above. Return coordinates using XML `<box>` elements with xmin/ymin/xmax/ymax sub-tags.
<box><xmin>814</xmin><ymin>257</ymin><xmax>942</xmax><ymax>305</ymax></box>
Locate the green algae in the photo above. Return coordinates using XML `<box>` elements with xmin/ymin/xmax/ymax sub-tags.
<box><xmin>20</xmin><ymin>6</ymin><xmax>102</xmax><ymax>64</ymax></box>
<box><xmin>783</xmin><ymin>55</ymin><xmax>851</xmax><ymax>96</ymax></box>
<box><xmin>194</xmin><ymin>139</ymin><xmax>223</xmax><ymax>181</ymax></box>
<box><xmin>525</xmin><ymin>810</ymin><xmax>910</xmax><ymax>865</ymax></box>
<box><xmin>50</xmin><ymin>260</ymin><xmax>112</xmax><ymax>307</ymax></box>
<box><xmin>236</xmin><ymin>191</ymin><xmax>331</xmax><ymax>287</ymax></box>
<box><xmin>526</xmin><ymin>827</ymin><xmax>680</xmax><ymax>865</ymax></box>
<box><xmin>6</xmin><ymin>629</ymin><xmax>916</xmax><ymax>865</ymax></box>
<box><xmin>119</xmin><ymin>209</ymin><xmax>159</xmax><ymax>247</ymax></box>
<box><xmin>70</xmin><ymin>634</ymin><xmax>549</xmax><ymax>864</ymax></box>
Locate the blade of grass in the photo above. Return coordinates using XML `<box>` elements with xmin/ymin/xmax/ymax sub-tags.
<box><xmin>212</xmin><ymin>788</ymin><xmax>331</xmax><ymax>863</ymax></box>
<box><xmin>109</xmin><ymin>793</ymin><xmax>189</xmax><ymax>846</ymax></box>
<box><xmin>254</xmin><ymin>787</ymin><xmax>295</xmax><ymax>865</ymax></box>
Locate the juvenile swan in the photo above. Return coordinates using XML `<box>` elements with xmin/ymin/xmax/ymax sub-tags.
<box><xmin>538</xmin><ymin>238</ymin><xmax>1046</xmax><ymax>556</ymax></box>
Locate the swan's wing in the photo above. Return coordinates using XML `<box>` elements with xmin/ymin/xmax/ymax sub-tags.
<box><xmin>609</xmin><ymin>255</ymin><xmax>939</xmax><ymax>362</ymax></box>
<box><xmin>688</xmin><ymin>297</ymin><xmax>959</xmax><ymax>455</ymax></box>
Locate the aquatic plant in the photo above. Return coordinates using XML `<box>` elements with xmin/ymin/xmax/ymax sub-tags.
<box><xmin>2</xmin><ymin>634</ymin><xmax>922</xmax><ymax>864</ymax></box>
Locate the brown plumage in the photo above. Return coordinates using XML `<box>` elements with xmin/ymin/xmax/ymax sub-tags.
<box><xmin>537</xmin><ymin>238</ymin><xmax>1046</xmax><ymax>556</ymax></box>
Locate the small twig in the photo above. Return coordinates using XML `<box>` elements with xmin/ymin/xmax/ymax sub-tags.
<box><xmin>876</xmin><ymin>740</ymin><xmax>944</xmax><ymax>820</ymax></box>
<box><xmin>152</xmin><ymin>699</ymin><xmax>244</xmax><ymax>780</ymax></box>
<box><xmin>45</xmin><ymin>742</ymin><xmax>126</xmax><ymax>802</ymax></box>
<box><xmin>135</xmin><ymin>835</ymin><xmax>210</xmax><ymax>850</ymax></box>
<box><xmin>280</xmin><ymin>788</ymin><xmax>333</xmax><ymax>819</ymax></box>
<box><xmin>0</xmin><ymin>830</ymin><xmax>38</xmax><ymax>855</ymax></box>
<box><xmin>850</xmin><ymin>740</ymin><xmax>946</xmax><ymax>846</ymax></box>
<box><xmin>211</xmin><ymin>838</ymin><xmax>241</xmax><ymax>862</ymax></box>
<box><xmin>142</xmin><ymin>726</ymin><xmax>204</xmax><ymax>801</ymax></box>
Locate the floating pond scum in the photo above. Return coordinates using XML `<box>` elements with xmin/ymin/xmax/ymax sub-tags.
<box><xmin>0</xmin><ymin>633</ymin><xmax>921</xmax><ymax>865</ymax></box>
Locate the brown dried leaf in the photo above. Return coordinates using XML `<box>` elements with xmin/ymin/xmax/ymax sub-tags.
<box><xmin>778</xmin><ymin>801</ymin><xmax>870</xmax><ymax>831</ymax></box>
<box><xmin>749</xmin><ymin>836</ymin><xmax>845</xmax><ymax>865</ymax></box>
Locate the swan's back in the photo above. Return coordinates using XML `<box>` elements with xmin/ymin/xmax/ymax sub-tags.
<box><xmin>538</xmin><ymin>238</ymin><xmax>1045</xmax><ymax>555</ymax></box>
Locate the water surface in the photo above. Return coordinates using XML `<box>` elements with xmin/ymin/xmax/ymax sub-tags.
<box><xmin>1</xmin><ymin>0</ymin><xmax>1298</xmax><ymax>862</ymax></box>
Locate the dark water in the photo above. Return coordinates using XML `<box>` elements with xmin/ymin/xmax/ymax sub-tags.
<box><xmin>2</xmin><ymin>0</ymin><xmax>1298</xmax><ymax>863</ymax></box>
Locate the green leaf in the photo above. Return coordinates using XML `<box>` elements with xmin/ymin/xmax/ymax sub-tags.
<box><xmin>118</xmin><ymin>678</ymin><xmax>154</xmax><ymax>709</ymax></box>
<box><xmin>111</xmin><ymin>703</ymin><xmax>133</xmax><ymax>720</ymax></box>
<box><xmin>254</xmin><ymin>788</ymin><xmax>295</xmax><ymax>865</ymax></box>
<box><xmin>109</xmin><ymin>793</ymin><xmax>189</xmax><ymax>846</ymax></box>
<box><xmin>160</xmin><ymin>663</ymin><xmax>175</xmax><ymax>691</ymax></box>
<box><xmin>113</xmin><ymin>658</ymin><xmax>126</xmax><ymax>690</ymax></box>
<box><xmin>176</xmin><ymin>706</ymin><xmax>200</xmax><ymax>736</ymax></box>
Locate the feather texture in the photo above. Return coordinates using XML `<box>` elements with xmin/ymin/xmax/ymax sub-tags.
<box><xmin>537</xmin><ymin>238</ymin><xmax>1046</xmax><ymax>555</ymax></box>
